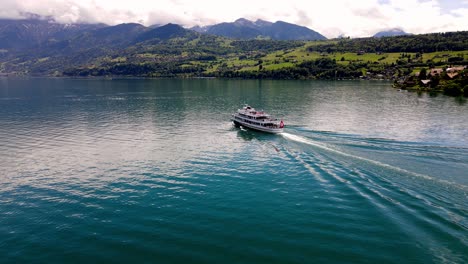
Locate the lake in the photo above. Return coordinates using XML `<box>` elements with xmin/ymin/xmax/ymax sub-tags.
<box><xmin>0</xmin><ymin>78</ymin><xmax>467</xmax><ymax>263</ymax></box>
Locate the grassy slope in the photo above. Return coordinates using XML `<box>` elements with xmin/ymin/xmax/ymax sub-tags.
<box><xmin>186</xmin><ymin>44</ymin><xmax>467</xmax><ymax>75</ymax></box>
<box><xmin>3</xmin><ymin>31</ymin><xmax>467</xmax><ymax>78</ymax></box>
<box><xmin>150</xmin><ymin>36</ymin><xmax>467</xmax><ymax>75</ymax></box>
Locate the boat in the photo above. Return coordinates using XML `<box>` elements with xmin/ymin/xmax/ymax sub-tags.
<box><xmin>231</xmin><ymin>105</ymin><xmax>284</xmax><ymax>133</ymax></box>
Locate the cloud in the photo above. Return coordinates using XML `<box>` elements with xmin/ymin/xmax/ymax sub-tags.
<box><xmin>0</xmin><ymin>0</ymin><xmax>22</xmax><ymax>19</ymax></box>
<box><xmin>451</xmin><ymin>7</ymin><xmax>468</xmax><ymax>18</ymax></box>
<box><xmin>0</xmin><ymin>0</ymin><xmax>467</xmax><ymax>38</ymax></box>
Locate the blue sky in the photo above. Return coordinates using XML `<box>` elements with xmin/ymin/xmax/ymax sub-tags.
<box><xmin>1</xmin><ymin>0</ymin><xmax>467</xmax><ymax>38</ymax></box>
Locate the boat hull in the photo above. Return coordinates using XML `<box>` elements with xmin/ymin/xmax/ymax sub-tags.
<box><xmin>231</xmin><ymin>118</ymin><xmax>283</xmax><ymax>134</ymax></box>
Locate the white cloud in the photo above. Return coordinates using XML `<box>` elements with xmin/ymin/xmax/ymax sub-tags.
<box><xmin>451</xmin><ymin>7</ymin><xmax>468</xmax><ymax>17</ymax></box>
<box><xmin>0</xmin><ymin>0</ymin><xmax>467</xmax><ymax>38</ymax></box>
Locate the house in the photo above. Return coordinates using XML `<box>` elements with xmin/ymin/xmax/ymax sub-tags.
<box><xmin>420</xmin><ymin>79</ymin><xmax>431</xmax><ymax>86</ymax></box>
<box><xmin>446</xmin><ymin>66</ymin><xmax>465</xmax><ymax>73</ymax></box>
<box><xmin>447</xmin><ymin>72</ymin><xmax>459</xmax><ymax>79</ymax></box>
<box><xmin>446</xmin><ymin>66</ymin><xmax>465</xmax><ymax>79</ymax></box>
<box><xmin>429</xmin><ymin>68</ymin><xmax>443</xmax><ymax>76</ymax></box>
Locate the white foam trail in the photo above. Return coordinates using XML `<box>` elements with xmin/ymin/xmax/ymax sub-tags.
<box><xmin>292</xmin><ymin>153</ymin><xmax>328</xmax><ymax>183</ymax></box>
<box><xmin>281</xmin><ymin>132</ymin><xmax>465</xmax><ymax>189</ymax></box>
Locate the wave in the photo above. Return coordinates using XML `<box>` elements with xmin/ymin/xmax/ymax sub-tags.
<box><xmin>278</xmin><ymin>129</ymin><xmax>468</xmax><ymax>260</ymax></box>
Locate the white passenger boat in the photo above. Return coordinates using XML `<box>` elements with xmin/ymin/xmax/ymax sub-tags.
<box><xmin>231</xmin><ymin>105</ymin><xmax>284</xmax><ymax>133</ymax></box>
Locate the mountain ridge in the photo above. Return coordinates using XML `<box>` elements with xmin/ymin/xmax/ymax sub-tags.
<box><xmin>0</xmin><ymin>16</ymin><xmax>466</xmax><ymax>82</ymax></box>
<box><xmin>0</xmin><ymin>18</ymin><xmax>106</xmax><ymax>50</ymax></box>
<box><xmin>192</xmin><ymin>18</ymin><xmax>327</xmax><ymax>40</ymax></box>
<box><xmin>0</xmin><ymin>17</ymin><xmax>327</xmax><ymax>52</ymax></box>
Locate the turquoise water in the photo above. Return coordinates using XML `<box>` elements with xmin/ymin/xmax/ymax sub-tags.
<box><xmin>0</xmin><ymin>78</ymin><xmax>467</xmax><ymax>263</ymax></box>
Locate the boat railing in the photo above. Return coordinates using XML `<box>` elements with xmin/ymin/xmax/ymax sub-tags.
<box><xmin>233</xmin><ymin>114</ymin><xmax>280</xmax><ymax>124</ymax></box>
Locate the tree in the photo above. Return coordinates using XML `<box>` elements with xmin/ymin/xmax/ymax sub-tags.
<box><xmin>443</xmin><ymin>82</ymin><xmax>462</xmax><ymax>96</ymax></box>
<box><xmin>419</xmin><ymin>68</ymin><xmax>427</xmax><ymax>80</ymax></box>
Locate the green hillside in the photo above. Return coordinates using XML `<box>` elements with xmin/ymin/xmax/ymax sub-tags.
<box><xmin>1</xmin><ymin>25</ymin><xmax>467</xmax><ymax>96</ymax></box>
<box><xmin>58</xmin><ymin>31</ymin><xmax>467</xmax><ymax>80</ymax></box>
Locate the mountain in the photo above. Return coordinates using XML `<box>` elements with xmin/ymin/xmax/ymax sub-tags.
<box><xmin>136</xmin><ymin>23</ymin><xmax>195</xmax><ymax>42</ymax></box>
<box><xmin>253</xmin><ymin>19</ymin><xmax>273</xmax><ymax>28</ymax></box>
<box><xmin>205</xmin><ymin>19</ymin><xmax>262</xmax><ymax>39</ymax></box>
<box><xmin>196</xmin><ymin>18</ymin><xmax>326</xmax><ymax>40</ymax></box>
<box><xmin>262</xmin><ymin>21</ymin><xmax>326</xmax><ymax>40</ymax></box>
<box><xmin>190</xmin><ymin>25</ymin><xmax>209</xmax><ymax>33</ymax></box>
<box><xmin>0</xmin><ymin>19</ymin><xmax>193</xmax><ymax>57</ymax></box>
<box><xmin>373</xmin><ymin>28</ymin><xmax>410</xmax><ymax>38</ymax></box>
<box><xmin>0</xmin><ymin>19</ymin><xmax>204</xmax><ymax>75</ymax></box>
<box><xmin>0</xmin><ymin>18</ymin><xmax>105</xmax><ymax>50</ymax></box>
<box><xmin>92</xmin><ymin>23</ymin><xmax>147</xmax><ymax>43</ymax></box>
<box><xmin>2</xmin><ymin>16</ymin><xmax>465</xmax><ymax>79</ymax></box>
<box><xmin>60</xmin><ymin>23</ymin><xmax>148</xmax><ymax>50</ymax></box>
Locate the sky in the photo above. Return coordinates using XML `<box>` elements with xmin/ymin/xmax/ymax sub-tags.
<box><xmin>0</xmin><ymin>0</ymin><xmax>467</xmax><ymax>38</ymax></box>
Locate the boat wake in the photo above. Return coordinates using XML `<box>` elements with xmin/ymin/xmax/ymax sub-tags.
<box><xmin>276</xmin><ymin>129</ymin><xmax>468</xmax><ymax>260</ymax></box>
<box><xmin>281</xmin><ymin>132</ymin><xmax>454</xmax><ymax>187</ymax></box>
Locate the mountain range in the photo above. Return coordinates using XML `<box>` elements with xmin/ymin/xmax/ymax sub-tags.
<box><xmin>0</xmin><ymin>16</ymin><xmax>465</xmax><ymax>78</ymax></box>
<box><xmin>0</xmin><ymin>18</ymin><xmax>106</xmax><ymax>50</ymax></box>
<box><xmin>0</xmin><ymin>17</ymin><xmax>418</xmax><ymax>53</ymax></box>
<box><xmin>0</xmin><ymin>17</ymin><xmax>327</xmax><ymax>53</ymax></box>
<box><xmin>191</xmin><ymin>18</ymin><xmax>327</xmax><ymax>40</ymax></box>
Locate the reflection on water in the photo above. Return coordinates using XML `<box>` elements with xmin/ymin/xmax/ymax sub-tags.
<box><xmin>0</xmin><ymin>78</ymin><xmax>467</xmax><ymax>263</ymax></box>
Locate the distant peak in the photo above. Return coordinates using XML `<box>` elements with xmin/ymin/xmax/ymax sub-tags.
<box><xmin>160</xmin><ymin>23</ymin><xmax>183</xmax><ymax>29</ymax></box>
<box><xmin>234</xmin><ymin>18</ymin><xmax>252</xmax><ymax>23</ymax></box>
<box><xmin>373</xmin><ymin>28</ymin><xmax>410</xmax><ymax>37</ymax></box>
<box><xmin>201</xmin><ymin>18</ymin><xmax>327</xmax><ymax>40</ymax></box>
<box><xmin>387</xmin><ymin>28</ymin><xmax>405</xmax><ymax>32</ymax></box>
<box><xmin>274</xmin><ymin>21</ymin><xmax>294</xmax><ymax>26</ymax></box>
<box><xmin>190</xmin><ymin>25</ymin><xmax>210</xmax><ymax>33</ymax></box>
<box><xmin>254</xmin><ymin>19</ymin><xmax>273</xmax><ymax>27</ymax></box>
<box><xmin>116</xmin><ymin>23</ymin><xmax>143</xmax><ymax>27</ymax></box>
<box><xmin>233</xmin><ymin>18</ymin><xmax>255</xmax><ymax>27</ymax></box>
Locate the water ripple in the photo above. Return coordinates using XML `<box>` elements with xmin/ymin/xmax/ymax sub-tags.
<box><xmin>1</xmin><ymin>79</ymin><xmax>467</xmax><ymax>263</ymax></box>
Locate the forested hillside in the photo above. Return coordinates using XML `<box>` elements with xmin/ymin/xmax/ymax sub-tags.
<box><xmin>0</xmin><ymin>19</ymin><xmax>467</xmax><ymax>96</ymax></box>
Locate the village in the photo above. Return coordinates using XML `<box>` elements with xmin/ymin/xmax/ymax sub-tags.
<box><xmin>394</xmin><ymin>65</ymin><xmax>467</xmax><ymax>97</ymax></box>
